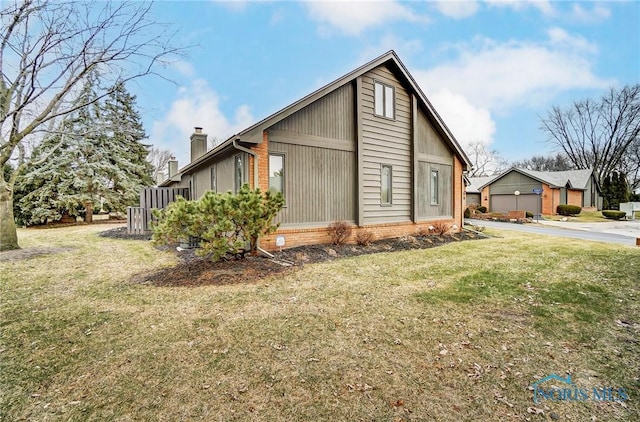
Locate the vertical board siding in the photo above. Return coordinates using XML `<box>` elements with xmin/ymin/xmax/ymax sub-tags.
<box><xmin>269</xmin><ymin>141</ymin><xmax>356</xmax><ymax>225</ymax></box>
<box><xmin>361</xmin><ymin>65</ymin><xmax>412</xmax><ymax>223</ymax></box>
<box><xmin>416</xmin><ymin>108</ymin><xmax>453</xmax><ymax>158</ymax></box>
<box><xmin>271</xmin><ymin>83</ymin><xmax>355</xmax><ymax>141</ymax></box>
<box><xmin>417</xmin><ymin>162</ymin><xmax>452</xmax><ymax>218</ymax></box>
<box><xmin>491</xmin><ymin>172</ymin><xmax>541</xmax><ymax>195</ymax></box>
<box><xmin>215</xmin><ymin>154</ymin><xmax>238</xmax><ymax>195</ymax></box>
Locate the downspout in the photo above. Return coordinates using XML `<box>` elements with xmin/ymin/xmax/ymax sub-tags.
<box><xmin>232</xmin><ymin>138</ymin><xmax>259</xmax><ymax>189</ymax></box>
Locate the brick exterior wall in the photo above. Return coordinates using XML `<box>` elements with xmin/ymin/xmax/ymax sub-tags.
<box><xmin>249</xmin><ymin>131</ymin><xmax>270</xmax><ymax>190</ymax></box>
<box><xmin>453</xmin><ymin>156</ymin><xmax>463</xmax><ymax>229</ymax></box>
<box><xmin>481</xmin><ymin>186</ymin><xmax>490</xmax><ymax>210</ymax></box>
<box><xmin>568</xmin><ymin>189</ymin><xmax>582</xmax><ymax>208</ymax></box>
<box><xmin>261</xmin><ymin>219</ymin><xmax>460</xmax><ymax>251</ymax></box>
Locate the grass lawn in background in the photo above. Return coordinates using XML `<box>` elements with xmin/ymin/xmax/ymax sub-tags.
<box><xmin>1</xmin><ymin>224</ymin><xmax>638</xmax><ymax>421</ymax></box>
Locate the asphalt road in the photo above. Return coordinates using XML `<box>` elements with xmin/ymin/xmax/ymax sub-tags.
<box><xmin>466</xmin><ymin>219</ymin><xmax>639</xmax><ymax>247</ymax></box>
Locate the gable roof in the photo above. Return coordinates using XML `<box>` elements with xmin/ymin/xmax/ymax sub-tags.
<box><xmin>472</xmin><ymin>167</ymin><xmax>596</xmax><ymax>192</ymax></box>
<box><xmin>171</xmin><ymin>50</ymin><xmax>471</xmax><ymax>179</ymax></box>
<box><xmin>466</xmin><ymin>176</ymin><xmax>494</xmax><ymax>193</ymax></box>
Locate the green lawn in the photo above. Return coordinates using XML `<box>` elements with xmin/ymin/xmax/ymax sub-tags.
<box><xmin>1</xmin><ymin>225</ymin><xmax>638</xmax><ymax>421</ymax></box>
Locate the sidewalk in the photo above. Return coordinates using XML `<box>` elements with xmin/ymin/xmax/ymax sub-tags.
<box><xmin>536</xmin><ymin>218</ymin><xmax>640</xmax><ymax>238</ymax></box>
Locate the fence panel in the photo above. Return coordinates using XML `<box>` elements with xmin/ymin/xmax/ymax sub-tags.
<box><xmin>127</xmin><ymin>207</ymin><xmax>147</xmax><ymax>235</ymax></box>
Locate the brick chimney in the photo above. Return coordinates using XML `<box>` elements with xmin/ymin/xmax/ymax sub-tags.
<box><xmin>190</xmin><ymin>126</ymin><xmax>208</xmax><ymax>162</ymax></box>
<box><xmin>167</xmin><ymin>157</ymin><xmax>178</xmax><ymax>178</ymax></box>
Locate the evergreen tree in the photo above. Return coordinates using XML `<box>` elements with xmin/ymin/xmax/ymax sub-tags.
<box><xmin>15</xmin><ymin>76</ymin><xmax>153</xmax><ymax>225</ymax></box>
<box><xmin>602</xmin><ymin>173</ymin><xmax>612</xmax><ymax>210</ymax></box>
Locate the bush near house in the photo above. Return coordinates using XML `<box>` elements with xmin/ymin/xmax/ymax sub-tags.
<box><xmin>557</xmin><ymin>204</ymin><xmax>582</xmax><ymax>216</ymax></box>
<box><xmin>327</xmin><ymin>220</ymin><xmax>352</xmax><ymax>246</ymax></box>
<box><xmin>476</xmin><ymin>206</ymin><xmax>487</xmax><ymax>213</ymax></box>
<box><xmin>602</xmin><ymin>210</ymin><xmax>627</xmax><ymax>220</ymax></box>
<box><xmin>152</xmin><ymin>185</ymin><xmax>284</xmax><ymax>261</ymax></box>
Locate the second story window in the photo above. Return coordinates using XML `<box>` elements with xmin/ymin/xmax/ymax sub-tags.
<box><xmin>374</xmin><ymin>81</ymin><xmax>395</xmax><ymax>119</ymax></box>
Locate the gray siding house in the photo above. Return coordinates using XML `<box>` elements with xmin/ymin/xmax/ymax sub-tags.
<box><xmin>467</xmin><ymin>168</ymin><xmax>602</xmax><ymax>215</ymax></box>
<box><xmin>160</xmin><ymin>51</ymin><xmax>471</xmax><ymax>249</ymax></box>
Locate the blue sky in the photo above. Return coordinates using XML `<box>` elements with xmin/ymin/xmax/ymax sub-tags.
<box><xmin>133</xmin><ymin>1</ymin><xmax>640</xmax><ymax>168</ymax></box>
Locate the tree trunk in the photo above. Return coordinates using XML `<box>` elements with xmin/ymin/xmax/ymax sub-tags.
<box><xmin>84</xmin><ymin>201</ymin><xmax>94</xmax><ymax>224</ymax></box>
<box><xmin>0</xmin><ymin>180</ymin><xmax>20</xmax><ymax>251</ymax></box>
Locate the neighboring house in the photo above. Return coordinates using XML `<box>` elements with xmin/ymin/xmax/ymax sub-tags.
<box><xmin>159</xmin><ymin>51</ymin><xmax>471</xmax><ymax>250</ymax></box>
<box><xmin>465</xmin><ymin>176</ymin><xmax>493</xmax><ymax>207</ymax></box>
<box><xmin>467</xmin><ymin>167</ymin><xmax>602</xmax><ymax>215</ymax></box>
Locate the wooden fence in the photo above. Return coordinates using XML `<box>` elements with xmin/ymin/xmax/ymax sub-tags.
<box><xmin>127</xmin><ymin>187</ymin><xmax>190</xmax><ymax>234</ymax></box>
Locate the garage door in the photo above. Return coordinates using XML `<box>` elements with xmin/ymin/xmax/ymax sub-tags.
<box><xmin>466</xmin><ymin>193</ymin><xmax>481</xmax><ymax>206</ymax></box>
<box><xmin>490</xmin><ymin>194</ymin><xmax>540</xmax><ymax>214</ymax></box>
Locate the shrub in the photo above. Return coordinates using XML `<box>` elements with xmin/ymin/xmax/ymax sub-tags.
<box><xmin>464</xmin><ymin>207</ymin><xmax>472</xmax><ymax>218</ymax></box>
<box><xmin>415</xmin><ymin>226</ymin><xmax>430</xmax><ymax>237</ymax></box>
<box><xmin>476</xmin><ymin>206</ymin><xmax>487</xmax><ymax>213</ymax></box>
<box><xmin>557</xmin><ymin>204</ymin><xmax>582</xmax><ymax>216</ymax></box>
<box><xmin>356</xmin><ymin>230</ymin><xmax>374</xmax><ymax>246</ymax></box>
<box><xmin>430</xmin><ymin>220</ymin><xmax>450</xmax><ymax>237</ymax></box>
<box><xmin>328</xmin><ymin>220</ymin><xmax>352</xmax><ymax>246</ymax></box>
<box><xmin>152</xmin><ymin>186</ymin><xmax>285</xmax><ymax>261</ymax></box>
<box><xmin>602</xmin><ymin>210</ymin><xmax>626</xmax><ymax>220</ymax></box>
<box><xmin>526</xmin><ymin>211</ymin><xmax>534</xmax><ymax>218</ymax></box>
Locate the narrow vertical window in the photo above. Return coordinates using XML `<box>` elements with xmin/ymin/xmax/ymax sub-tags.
<box><xmin>269</xmin><ymin>154</ymin><xmax>284</xmax><ymax>195</ymax></box>
<box><xmin>374</xmin><ymin>81</ymin><xmax>395</xmax><ymax>119</ymax></box>
<box><xmin>234</xmin><ymin>154</ymin><xmax>244</xmax><ymax>193</ymax></box>
<box><xmin>381</xmin><ymin>164</ymin><xmax>392</xmax><ymax>205</ymax></box>
<box><xmin>210</xmin><ymin>165</ymin><xmax>216</xmax><ymax>193</ymax></box>
<box><xmin>384</xmin><ymin>85</ymin><xmax>394</xmax><ymax>119</ymax></box>
<box><xmin>430</xmin><ymin>169</ymin><xmax>439</xmax><ymax>205</ymax></box>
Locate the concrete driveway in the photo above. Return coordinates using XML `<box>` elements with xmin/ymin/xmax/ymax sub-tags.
<box><xmin>466</xmin><ymin>218</ymin><xmax>640</xmax><ymax>247</ymax></box>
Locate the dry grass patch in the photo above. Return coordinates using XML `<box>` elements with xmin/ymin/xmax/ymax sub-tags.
<box><xmin>1</xmin><ymin>225</ymin><xmax>638</xmax><ymax>421</ymax></box>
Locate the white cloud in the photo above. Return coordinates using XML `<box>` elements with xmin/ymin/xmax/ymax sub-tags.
<box><xmin>435</xmin><ymin>0</ymin><xmax>480</xmax><ymax>19</ymax></box>
<box><xmin>485</xmin><ymin>0</ymin><xmax>555</xmax><ymax>16</ymax></box>
<box><xmin>570</xmin><ymin>3</ymin><xmax>611</xmax><ymax>23</ymax></box>
<box><xmin>150</xmin><ymin>79</ymin><xmax>254</xmax><ymax>166</ymax></box>
<box><xmin>413</xmin><ymin>28</ymin><xmax>615</xmax><ymax>146</ymax></box>
<box><xmin>304</xmin><ymin>1</ymin><xmax>429</xmax><ymax>35</ymax></box>
<box><xmin>428</xmin><ymin>89</ymin><xmax>495</xmax><ymax>146</ymax></box>
<box><xmin>414</xmin><ymin>29</ymin><xmax>614</xmax><ymax>113</ymax></box>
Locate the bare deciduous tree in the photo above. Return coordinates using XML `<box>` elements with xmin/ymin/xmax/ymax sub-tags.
<box><xmin>512</xmin><ymin>153</ymin><xmax>574</xmax><ymax>172</ymax></box>
<box><xmin>540</xmin><ymin>84</ymin><xmax>640</xmax><ymax>189</ymax></box>
<box><xmin>0</xmin><ymin>0</ymin><xmax>183</xmax><ymax>250</ymax></box>
<box><xmin>466</xmin><ymin>142</ymin><xmax>509</xmax><ymax>177</ymax></box>
<box><xmin>147</xmin><ymin>146</ymin><xmax>174</xmax><ymax>184</ymax></box>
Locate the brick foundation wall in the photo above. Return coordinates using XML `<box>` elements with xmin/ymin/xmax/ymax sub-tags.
<box><xmin>261</xmin><ymin>219</ymin><xmax>460</xmax><ymax>251</ymax></box>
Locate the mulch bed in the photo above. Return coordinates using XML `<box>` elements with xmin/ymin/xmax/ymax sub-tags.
<box><xmin>102</xmin><ymin>229</ymin><xmax>487</xmax><ymax>287</ymax></box>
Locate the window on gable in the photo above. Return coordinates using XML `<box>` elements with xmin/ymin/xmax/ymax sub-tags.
<box><xmin>374</xmin><ymin>81</ymin><xmax>395</xmax><ymax>119</ymax></box>
<box><xmin>234</xmin><ymin>154</ymin><xmax>245</xmax><ymax>193</ymax></box>
<box><xmin>381</xmin><ymin>164</ymin><xmax>392</xmax><ymax>205</ymax></box>
<box><xmin>269</xmin><ymin>153</ymin><xmax>284</xmax><ymax>195</ymax></box>
<box><xmin>430</xmin><ymin>169</ymin><xmax>439</xmax><ymax>205</ymax></box>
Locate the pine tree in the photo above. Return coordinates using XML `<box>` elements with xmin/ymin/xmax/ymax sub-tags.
<box><xmin>14</xmin><ymin>76</ymin><xmax>154</xmax><ymax>225</ymax></box>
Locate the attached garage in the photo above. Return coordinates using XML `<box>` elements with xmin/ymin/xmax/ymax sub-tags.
<box><xmin>490</xmin><ymin>194</ymin><xmax>540</xmax><ymax>215</ymax></box>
